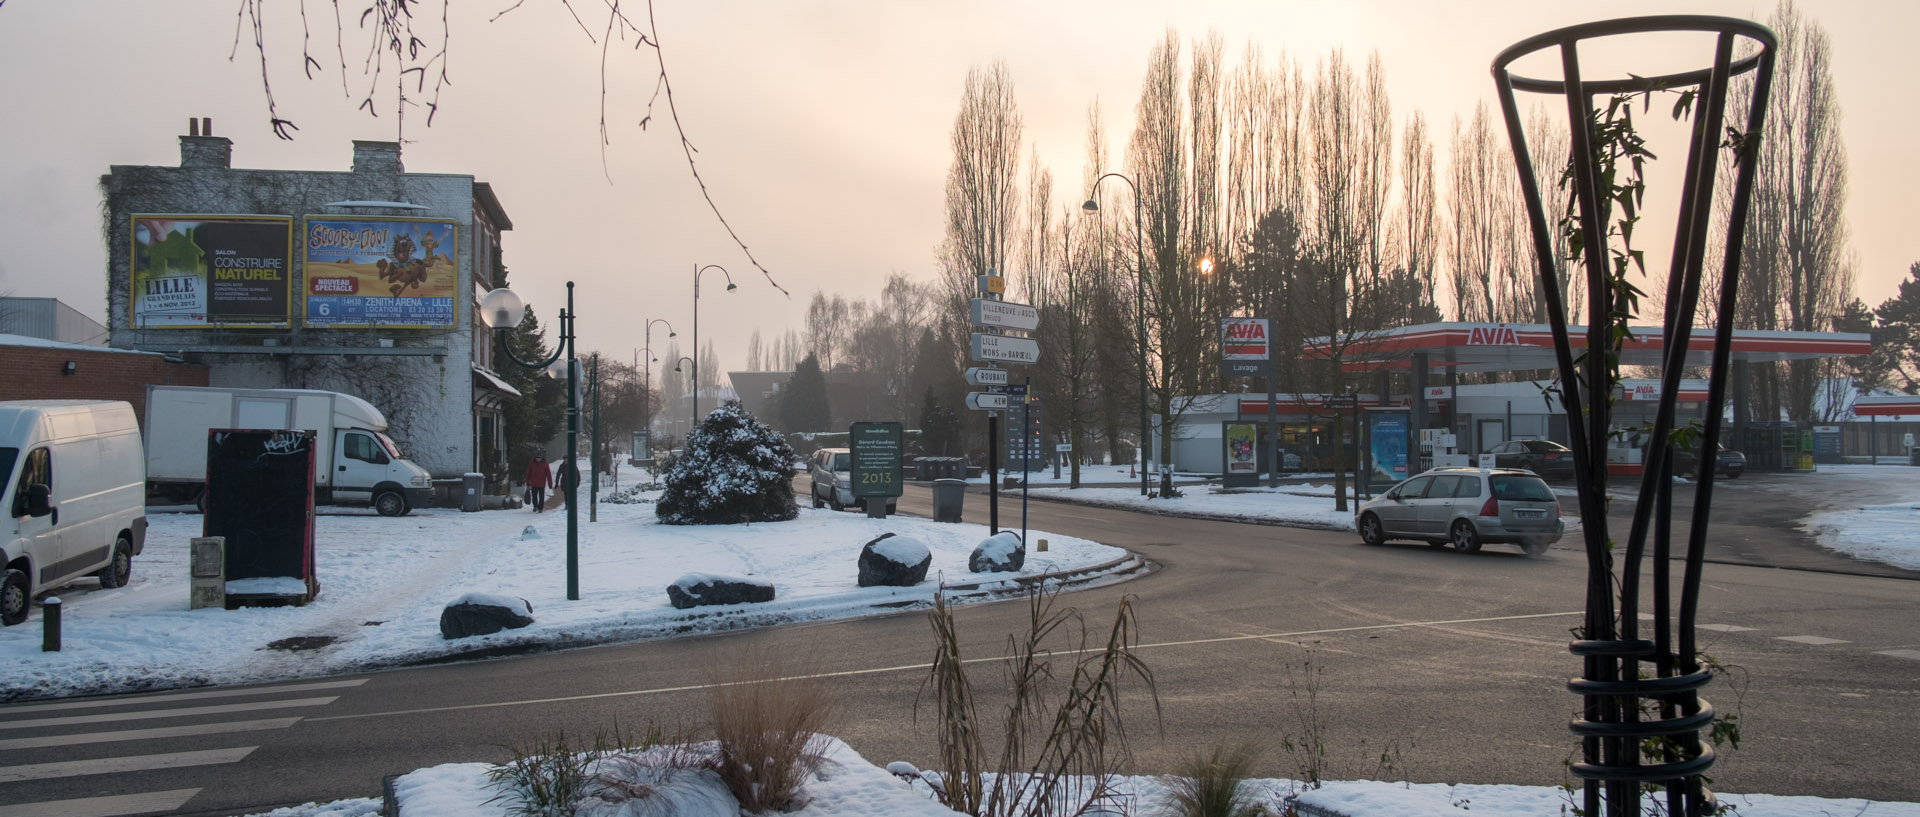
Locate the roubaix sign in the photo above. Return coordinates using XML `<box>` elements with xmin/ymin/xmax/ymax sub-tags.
<box><xmin>1221</xmin><ymin>318</ymin><xmax>1272</xmax><ymax>360</ymax></box>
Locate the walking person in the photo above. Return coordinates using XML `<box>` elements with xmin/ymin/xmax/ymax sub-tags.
<box><xmin>525</xmin><ymin>454</ymin><xmax>553</xmax><ymax>512</ymax></box>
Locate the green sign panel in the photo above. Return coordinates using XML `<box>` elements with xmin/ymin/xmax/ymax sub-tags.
<box><xmin>849</xmin><ymin>421</ymin><xmax>904</xmax><ymax>499</ymax></box>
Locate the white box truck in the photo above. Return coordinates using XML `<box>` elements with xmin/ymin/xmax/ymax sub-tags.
<box><xmin>2</xmin><ymin>400</ymin><xmax>148</xmax><ymax>626</ymax></box>
<box><xmin>145</xmin><ymin>386</ymin><xmax>432</xmax><ymax>516</ymax></box>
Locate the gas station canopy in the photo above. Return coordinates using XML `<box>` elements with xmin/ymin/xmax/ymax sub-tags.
<box><xmin>1306</xmin><ymin>322</ymin><xmax>1870</xmax><ymax>374</ymax></box>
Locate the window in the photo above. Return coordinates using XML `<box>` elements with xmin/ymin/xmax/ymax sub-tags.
<box><xmin>1491</xmin><ymin>475</ymin><xmax>1555</xmax><ymax>502</ymax></box>
<box><xmin>832</xmin><ymin>453</ymin><xmax>850</xmax><ymax>472</ymax></box>
<box><xmin>1395</xmin><ymin>476</ymin><xmax>1432</xmax><ymax>499</ymax></box>
<box><xmin>1453</xmin><ymin>475</ymin><xmax>1483</xmax><ymax>498</ymax></box>
<box><xmin>343</xmin><ymin>433</ymin><xmax>387</xmax><ymax>464</ymax></box>
<box><xmin>1427</xmin><ymin>475</ymin><xmax>1462</xmax><ymax>498</ymax></box>
<box><xmin>12</xmin><ymin>447</ymin><xmax>49</xmax><ymax>517</ymax></box>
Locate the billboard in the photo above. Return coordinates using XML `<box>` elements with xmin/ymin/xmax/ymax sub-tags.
<box><xmin>1221</xmin><ymin>318</ymin><xmax>1271</xmax><ymax>360</ymax></box>
<box><xmin>131</xmin><ymin>215</ymin><xmax>293</xmax><ymax>328</ymax></box>
<box><xmin>302</xmin><ymin>218</ymin><xmax>458</xmax><ymax>328</ymax></box>
<box><xmin>1368</xmin><ymin>410</ymin><xmax>1411</xmax><ymax>485</ymax></box>
<box><xmin>1222</xmin><ymin>422</ymin><xmax>1259</xmax><ymax>488</ymax></box>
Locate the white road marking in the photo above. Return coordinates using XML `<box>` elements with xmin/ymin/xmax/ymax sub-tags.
<box><xmin>1875</xmin><ymin>649</ymin><xmax>1920</xmax><ymax>661</ymax></box>
<box><xmin>1697</xmin><ymin>624</ymin><xmax>1755</xmax><ymax>632</ymax></box>
<box><xmin>1775</xmin><ymin>635</ymin><xmax>1849</xmax><ymax>645</ymax></box>
<box><xmin>310</xmin><ymin>610</ymin><xmax>1585</xmax><ymax>723</ymax></box>
<box><xmin>0</xmin><ymin>718</ymin><xmax>302</xmax><ymax>751</ymax></box>
<box><xmin>0</xmin><ymin>697</ymin><xmax>336</xmax><ymax>731</ymax></box>
<box><xmin>0</xmin><ymin>747</ymin><xmax>256</xmax><ymax>783</ymax></box>
<box><xmin>0</xmin><ymin>679</ymin><xmax>366</xmax><ymax>715</ymax></box>
<box><xmin>0</xmin><ymin>788</ymin><xmax>199</xmax><ymax>817</ymax></box>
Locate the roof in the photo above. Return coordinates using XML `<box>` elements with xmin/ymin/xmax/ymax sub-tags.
<box><xmin>473</xmin><ymin>182</ymin><xmax>513</xmax><ymax>231</ymax></box>
<box><xmin>1305</xmin><ymin>321</ymin><xmax>1870</xmax><ymax>373</ymax></box>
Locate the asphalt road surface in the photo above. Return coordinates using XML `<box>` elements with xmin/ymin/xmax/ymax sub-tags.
<box><xmin>2</xmin><ymin>474</ymin><xmax>1913</xmax><ymax>816</ymax></box>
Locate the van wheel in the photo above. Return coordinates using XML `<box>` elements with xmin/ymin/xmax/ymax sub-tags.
<box><xmin>374</xmin><ymin>490</ymin><xmax>408</xmax><ymax>517</ymax></box>
<box><xmin>1</xmin><ymin>569</ymin><xmax>27</xmax><ymax>626</ymax></box>
<box><xmin>1450</xmin><ymin>521</ymin><xmax>1483</xmax><ymax>553</ymax></box>
<box><xmin>1521</xmin><ymin>540</ymin><xmax>1550</xmax><ymax>557</ymax></box>
<box><xmin>1358</xmin><ymin>513</ymin><xmax>1386</xmax><ymax>546</ymax></box>
<box><xmin>96</xmin><ymin>534</ymin><xmax>133</xmax><ymax>589</ymax></box>
<box><xmin>812</xmin><ymin>489</ymin><xmax>825</xmax><ymax>509</ymax></box>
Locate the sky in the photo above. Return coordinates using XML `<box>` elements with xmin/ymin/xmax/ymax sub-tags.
<box><xmin>1</xmin><ymin>1</ymin><xmax>1915</xmax><ymax>383</ymax></box>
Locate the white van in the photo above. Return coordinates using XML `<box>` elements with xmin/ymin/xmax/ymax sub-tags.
<box><xmin>1</xmin><ymin>401</ymin><xmax>148</xmax><ymax>626</ymax></box>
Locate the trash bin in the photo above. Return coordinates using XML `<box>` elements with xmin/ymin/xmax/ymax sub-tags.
<box><xmin>1909</xmin><ymin>447</ymin><xmax>1920</xmax><ymax>467</ymax></box>
<box><xmin>461</xmin><ymin>472</ymin><xmax>484</xmax><ymax>512</ymax></box>
<box><xmin>932</xmin><ymin>478</ymin><xmax>967</xmax><ymax>523</ymax></box>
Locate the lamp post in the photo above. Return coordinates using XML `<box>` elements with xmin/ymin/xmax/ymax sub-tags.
<box><xmin>1083</xmin><ymin>172</ymin><xmax>1149</xmax><ymax>497</ymax></box>
<box><xmin>672</xmin><ymin>356</ymin><xmax>696</xmax><ymax>438</ymax></box>
<box><xmin>640</xmin><ymin>319</ymin><xmax>676</xmax><ymax>460</ymax></box>
<box><xmin>692</xmin><ymin>264</ymin><xmax>738</xmax><ymax>432</ymax></box>
<box><xmin>480</xmin><ymin>281</ymin><xmax>582</xmax><ymax>601</ymax></box>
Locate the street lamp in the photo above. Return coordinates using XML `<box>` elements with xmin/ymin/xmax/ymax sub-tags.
<box><xmin>640</xmin><ymin>319</ymin><xmax>676</xmax><ymax>456</ymax></box>
<box><xmin>1083</xmin><ymin>172</ymin><xmax>1150</xmax><ymax>497</ymax></box>
<box><xmin>692</xmin><ymin>264</ymin><xmax>737</xmax><ymax>432</ymax></box>
<box><xmin>480</xmin><ymin>281</ymin><xmax>583</xmax><ymax>601</ymax></box>
<box><xmin>672</xmin><ymin>356</ymin><xmax>696</xmax><ymax>437</ymax></box>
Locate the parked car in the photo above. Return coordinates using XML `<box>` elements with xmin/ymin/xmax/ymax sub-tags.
<box><xmin>1353</xmin><ymin>466</ymin><xmax>1563</xmax><ymax>556</ymax></box>
<box><xmin>1670</xmin><ymin>443</ymin><xmax>1745</xmax><ymax>479</ymax></box>
<box><xmin>2</xmin><ymin>400</ymin><xmax>149</xmax><ymax>626</ymax></box>
<box><xmin>1483</xmin><ymin>439</ymin><xmax>1575</xmax><ymax>479</ymax></box>
<box><xmin>807</xmin><ymin>447</ymin><xmax>898</xmax><ymax>514</ymax></box>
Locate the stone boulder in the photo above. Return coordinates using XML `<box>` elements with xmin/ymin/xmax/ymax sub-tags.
<box><xmin>970</xmin><ymin>531</ymin><xmax>1025</xmax><ymax>573</ymax></box>
<box><xmin>667</xmin><ymin>573</ymin><xmax>776</xmax><ymax>609</ymax></box>
<box><xmin>858</xmin><ymin>533</ymin><xmax>932</xmax><ymax>587</ymax></box>
<box><xmin>440</xmin><ymin>593</ymin><xmax>535</xmax><ymax>639</ymax></box>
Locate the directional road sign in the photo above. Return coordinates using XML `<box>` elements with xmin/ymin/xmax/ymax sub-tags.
<box><xmin>966</xmin><ymin>392</ymin><xmax>1011</xmax><ymax>411</ymax></box>
<box><xmin>965</xmin><ymin>367</ymin><xmax>1010</xmax><ymax>386</ymax></box>
<box><xmin>971</xmin><ymin>299</ymin><xmax>1041</xmax><ymax>332</ymax></box>
<box><xmin>970</xmin><ymin>333</ymin><xmax>1040</xmax><ymax>364</ymax></box>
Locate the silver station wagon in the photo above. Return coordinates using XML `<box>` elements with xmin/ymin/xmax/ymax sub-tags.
<box><xmin>1354</xmin><ymin>467</ymin><xmax>1563</xmax><ymax>555</ymax></box>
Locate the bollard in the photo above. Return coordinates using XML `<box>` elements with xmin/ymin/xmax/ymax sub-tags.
<box><xmin>42</xmin><ymin>597</ymin><xmax>60</xmax><ymax>652</ymax></box>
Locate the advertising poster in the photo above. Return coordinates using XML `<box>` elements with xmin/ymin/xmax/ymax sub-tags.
<box><xmin>303</xmin><ymin>218</ymin><xmax>458</xmax><ymax>328</ymax></box>
<box><xmin>848</xmin><ymin>422</ymin><xmax>905</xmax><ymax>499</ymax></box>
<box><xmin>1368</xmin><ymin>410</ymin><xmax>1411</xmax><ymax>486</ymax></box>
<box><xmin>1222</xmin><ymin>422</ymin><xmax>1259</xmax><ymax>488</ymax></box>
<box><xmin>131</xmin><ymin>216</ymin><xmax>293</xmax><ymax>328</ymax></box>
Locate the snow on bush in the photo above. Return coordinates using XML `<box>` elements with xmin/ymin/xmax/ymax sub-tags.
<box><xmin>656</xmin><ymin>403</ymin><xmax>800</xmax><ymax>525</ymax></box>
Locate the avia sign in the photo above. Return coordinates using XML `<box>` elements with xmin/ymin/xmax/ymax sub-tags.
<box><xmin>1465</xmin><ymin>325</ymin><xmax>1521</xmax><ymax>346</ymax></box>
<box><xmin>1221</xmin><ymin>318</ymin><xmax>1272</xmax><ymax>360</ymax></box>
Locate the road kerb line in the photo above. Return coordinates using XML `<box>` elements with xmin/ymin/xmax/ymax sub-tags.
<box><xmin>0</xmin><ymin>747</ymin><xmax>256</xmax><ymax>783</ymax></box>
<box><xmin>0</xmin><ymin>787</ymin><xmax>199</xmax><ymax>817</ymax></box>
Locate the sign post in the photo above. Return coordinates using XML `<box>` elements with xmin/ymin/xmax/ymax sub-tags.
<box><xmin>848</xmin><ymin>422</ymin><xmax>904</xmax><ymax>519</ymax></box>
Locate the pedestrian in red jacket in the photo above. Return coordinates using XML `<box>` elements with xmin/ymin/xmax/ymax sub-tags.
<box><xmin>525</xmin><ymin>454</ymin><xmax>553</xmax><ymax>512</ymax></box>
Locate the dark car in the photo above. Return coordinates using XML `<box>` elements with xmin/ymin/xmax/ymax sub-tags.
<box><xmin>1484</xmin><ymin>439</ymin><xmax>1575</xmax><ymax>479</ymax></box>
<box><xmin>1670</xmin><ymin>443</ymin><xmax>1745</xmax><ymax>479</ymax></box>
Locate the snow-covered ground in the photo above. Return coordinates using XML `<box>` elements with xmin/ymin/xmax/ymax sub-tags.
<box><xmin>1800</xmin><ymin>464</ymin><xmax>1920</xmax><ymax>570</ymax></box>
<box><xmin>1</xmin><ymin>486</ymin><xmax>1131</xmax><ymax>702</ymax></box>
<box><xmin>248</xmin><ymin>736</ymin><xmax>1920</xmax><ymax>817</ymax></box>
<box><xmin>1029</xmin><ymin>482</ymin><xmax>1360</xmax><ymax>531</ymax></box>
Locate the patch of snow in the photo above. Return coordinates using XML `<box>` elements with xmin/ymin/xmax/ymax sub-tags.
<box><xmin>225</xmin><ymin>577</ymin><xmax>310</xmax><ymax>595</ymax></box>
<box><xmin>448</xmin><ymin>593</ymin><xmax>530</xmax><ymax>613</ymax></box>
<box><xmin>871</xmin><ymin>535</ymin><xmax>930</xmax><ymax>565</ymax></box>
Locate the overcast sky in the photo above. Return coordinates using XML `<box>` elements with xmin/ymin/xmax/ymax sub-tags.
<box><xmin>2</xmin><ymin>1</ymin><xmax>1914</xmax><ymax>379</ymax></box>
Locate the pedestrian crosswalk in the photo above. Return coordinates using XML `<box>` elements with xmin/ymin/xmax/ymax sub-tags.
<box><xmin>0</xmin><ymin>678</ymin><xmax>366</xmax><ymax>817</ymax></box>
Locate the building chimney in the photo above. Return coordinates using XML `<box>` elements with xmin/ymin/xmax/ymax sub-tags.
<box><xmin>351</xmin><ymin>141</ymin><xmax>404</xmax><ymax>175</ymax></box>
<box><xmin>180</xmin><ymin>117</ymin><xmax>232</xmax><ymax>169</ymax></box>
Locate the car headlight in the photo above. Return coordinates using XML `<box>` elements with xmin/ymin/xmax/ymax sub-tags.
<box><xmin>411</xmin><ymin>475</ymin><xmax>431</xmax><ymax>487</ymax></box>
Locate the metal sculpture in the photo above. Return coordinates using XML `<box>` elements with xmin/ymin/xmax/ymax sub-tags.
<box><xmin>1492</xmin><ymin>17</ymin><xmax>1776</xmax><ymax>817</ymax></box>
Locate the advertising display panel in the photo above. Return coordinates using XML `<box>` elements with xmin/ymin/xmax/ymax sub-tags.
<box><xmin>848</xmin><ymin>422</ymin><xmax>904</xmax><ymax>499</ymax></box>
<box><xmin>1222</xmin><ymin>422</ymin><xmax>1259</xmax><ymax>488</ymax></box>
<box><xmin>303</xmin><ymin>218</ymin><xmax>458</xmax><ymax>328</ymax></box>
<box><xmin>1368</xmin><ymin>410</ymin><xmax>1411</xmax><ymax>486</ymax></box>
<box><xmin>130</xmin><ymin>215</ymin><xmax>293</xmax><ymax>328</ymax></box>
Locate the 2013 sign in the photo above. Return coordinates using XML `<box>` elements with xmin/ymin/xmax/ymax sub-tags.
<box><xmin>848</xmin><ymin>422</ymin><xmax>904</xmax><ymax>499</ymax></box>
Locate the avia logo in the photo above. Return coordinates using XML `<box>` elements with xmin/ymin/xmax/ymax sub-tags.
<box><xmin>1225</xmin><ymin>322</ymin><xmax>1267</xmax><ymax>340</ymax></box>
<box><xmin>1466</xmin><ymin>326</ymin><xmax>1520</xmax><ymax>346</ymax></box>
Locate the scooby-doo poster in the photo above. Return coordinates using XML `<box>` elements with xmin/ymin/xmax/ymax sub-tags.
<box><xmin>302</xmin><ymin>218</ymin><xmax>457</xmax><ymax>328</ymax></box>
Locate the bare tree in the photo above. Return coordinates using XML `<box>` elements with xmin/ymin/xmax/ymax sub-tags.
<box><xmin>1446</xmin><ymin>103</ymin><xmax>1511</xmax><ymax>322</ymax></box>
<box><xmin>1400</xmin><ymin>110</ymin><xmax>1439</xmax><ymax>318</ymax></box>
<box><xmin>744</xmin><ymin>330</ymin><xmax>764</xmax><ymax>371</ymax></box>
<box><xmin>1722</xmin><ymin>0</ymin><xmax>1854</xmax><ymax>425</ymax></box>
<box><xmin>945</xmin><ymin>61</ymin><xmax>1025</xmax><ymax>283</ymax></box>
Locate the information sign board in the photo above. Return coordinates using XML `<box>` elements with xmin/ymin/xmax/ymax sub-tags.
<box><xmin>966</xmin><ymin>392</ymin><xmax>1010</xmax><ymax>411</ymax></box>
<box><xmin>848</xmin><ymin>422</ymin><xmax>904</xmax><ymax>499</ymax></box>
<box><xmin>965</xmin><ymin>367</ymin><xmax>1010</xmax><ymax>386</ymax></box>
<box><xmin>1220</xmin><ymin>318</ymin><xmax>1272</xmax><ymax>360</ymax></box>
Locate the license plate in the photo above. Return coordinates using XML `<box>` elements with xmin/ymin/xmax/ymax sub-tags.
<box><xmin>1514</xmin><ymin>508</ymin><xmax>1547</xmax><ymax>519</ymax></box>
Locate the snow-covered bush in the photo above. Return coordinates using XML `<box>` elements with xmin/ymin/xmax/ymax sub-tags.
<box><xmin>656</xmin><ymin>403</ymin><xmax>799</xmax><ymax>525</ymax></box>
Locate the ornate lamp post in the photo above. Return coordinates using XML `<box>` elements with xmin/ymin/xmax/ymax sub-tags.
<box><xmin>479</xmin><ymin>282</ymin><xmax>582</xmax><ymax>601</ymax></box>
<box><xmin>640</xmin><ymin>319</ymin><xmax>676</xmax><ymax>455</ymax></box>
<box><xmin>692</xmin><ymin>264</ymin><xmax>737</xmax><ymax>431</ymax></box>
<box><xmin>1083</xmin><ymin>173</ymin><xmax>1149</xmax><ymax>497</ymax></box>
<box><xmin>672</xmin><ymin>355</ymin><xmax>696</xmax><ymax>437</ymax></box>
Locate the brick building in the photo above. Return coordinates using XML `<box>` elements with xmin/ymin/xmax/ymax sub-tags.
<box><xmin>0</xmin><ymin>334</ymin><xmax>209</xmax><ymax>419</ymax></box>
<box><xmin>98</xmin><ymin>121</ymin><xmax>518</xmax><ymax>484</ymax></box>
